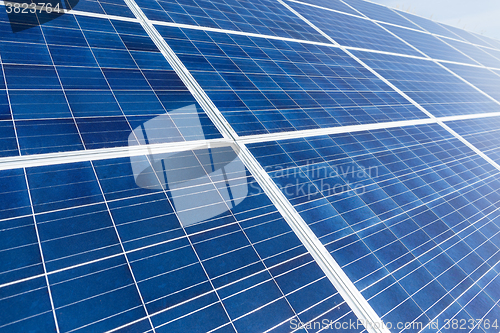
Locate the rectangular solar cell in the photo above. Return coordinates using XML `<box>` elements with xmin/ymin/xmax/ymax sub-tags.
<box><xmin>380</xmin><ymin>24</ymin><xmax>480</xmax><ymax>65</ymax></box>
<box><xmin>0</xmin><ymin>146</ymin><xmax>364</xmax><ymax>332</ymax></box>
<box><xmin>394</xmin><ymin>10</ymin><xmax>467</xmax><ymax>41</ymax></box>
<box><xmin>2</xmin><ymin>0</ymin><xmax>500</xmax><ymax>332</ymax></box>
<box><xmin>0</xmin><ymin>11</ymin><xmax>221</xmax><ymax>156</ymax></box>
<box><xmin>156</xmin><ymin>26</ymin><xmax>427</xmax><ymax>136</ymax></box>
<box><xmin>285</xmin><ymin>1</ymin><xmax>424</xmax><ymax>57</ymax></box>
<box><xmin>248</xmin><ymin>123</ymin><xmax>500</xmax><ymax>332</ymax></box>
<box><xmin>134</xmin><ymin>0</ymin><xmax>330</xmax><ymax>43</ymax></box>
<box><xmin>447</xmin><ymin>117</ymin><xmax>500</xmax><ymax>164</ymax></box>
<box><xmin>441</xmin><ymin>38</ymin><xmax>500</xmax><ymax>69</ymax></box>
<box><xmin>341</xmin><ymin>0</ymin><xmax>422</xmax><ymax>31</ymax></box>
<box><xmin>441</xmin><ymin>63</ymin><xmax>500</xmax><ymax>102</ymax></box>
<box><xmin>353</xmin><ymin>50</ymin><xmax>500</xmax><ymax>117</ymax></box>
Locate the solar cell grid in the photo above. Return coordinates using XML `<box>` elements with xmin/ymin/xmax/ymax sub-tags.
<box><xmin>0</xmin><ymin>147</ymin><xmax>362</xmax><ymax>332</ymax></box>
<box><xmin>285</xmin><ymin>1</ymin><xmax>424</xmax><ymax>57</ymax></box>
<box><xmin>441</xmin><ymin>38</ymin><xmax>500</xmax><ymax>69</ymax></box>
<box><xmin>352</xmin><ymin>50</ymin><xmax>500</xmax><ymax>117</ymax></box>
<box><xmin>438</xmin><ymin>23</ymin><xmax>496</xmax><ymax>49</ymax></box>
<box><xmin>341</xmin><ymin>0</ymin><xmax>422</xmax><ymax>31</ymax></box>
<box><xmin>2</xmin><ymin>0</ymin><xmax>500</xmax><ymax>332</ymax></box>
<box><xmin>447</xmin><ymin>117</ymin><xmax>500</xmax><ymax>165</ymax></box>
<box><xmin>380</xmin><ymin>24</ymin><xmax>480</xmax><ymax>65</ymax></box>
<box><xmin>284</xmin><ymin>0</ymin><xmax>360</xmax><ymax>16</ymax></box>
<box><xmin>0</xmin><ymin>11</ymin><xmax>221</xmax><ymax>156</ymax></box>
<box><xmin>247</xmin><ymin>123</ymin><xmax>500</xmax><ymax>332</ymax></box>
<box><xmin>394</xmin><ymin>10</ymin><xmax>467</xmax><ymax>41</ymax></box>
<box><xmin>134</xmin><ymin>0</ymin><xmax>330</xmax><ymax>44</ymax></box>
<box><xmin>441</xmin><ymin>63</ymin><xmax>500</xmax><ymax>102</ymax></box>
<box><xmin>156</xmin><ymin>26</ymin><xmax>427</xmax><ymax>136</ymax></box>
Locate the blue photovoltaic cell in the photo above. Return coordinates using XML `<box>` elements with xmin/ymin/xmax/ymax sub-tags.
<box><xmin>156</xmin><ymin>26</ymin><xmax>427</xmax><ymax>136</ymax></box>
<box><xmin>78</xmin><ymin>0</ymin><xmax>136</xmax><ymax>18</ymax></box>
<box><xmin>286</xmin><ymin>1</ymin><xmax>423</xmax><ymax>57</ymax></box>
<box><xmin>134</xmin><ymin>0</ymin><xmax>329</xmax><ymax>43</ymax></box>
<box><xmin>0</xmin><ymin>147</ymin><xmax>364</xmax><ymax>333</ymax></box>
<box><xmin>248</xmin><ymin>123</ymin><xmax>500</xmax><ymax>332</ymax></box>
<box><xmin>441</xmin><ymin>63</ymin><xmax>500</xmax><ymax>102</ymax></box>
<box><xmin>353</xmin><ymin>50</ymin><xmax>500</xmax><ymax>117</ymax></box>
<box><xmin>475</xmin><ymin>34</ymin><xmax>500</xmax><ymax>51</ymax></box>
<box><xmin>441</xmin><ymin>38</ymin><xmax>500</xmax><ymax>69</ymax></box>
<box><xmin>481</xmin><ymin>47</ymin><xmax>500</xmax><ymax>67</ymax></box>
<box><xmin>438</xmin><ymin>23</ymin><xmax>495</xmax><ymax>49</ymax></box>
<box><xmin>0</xmin><ymin>11</ymin><xmax>221</xmax><ymax>155</ymax></box>
<box><xmin>284</xmin><ymin>0</ymin><xmax>360</xmax><ymax>16</ymax></box>
<box><xmin>447</xmin><ymin>117</ymin><xmax>500</xmax><ymax>164</ymax></box>
<box><xmin>341</xmin><ymin>0</ymin><xmax>422</xmax><ymax>31</ymax></box>
<box><xmin>395</xmin><ymin>10</ymin><xmax>467</xmax><ymax>41</ymax></box>
<box><xmin>381</xmin><ymin>24</ymin><xmax>479</xmax><ymax>65</ymax></box>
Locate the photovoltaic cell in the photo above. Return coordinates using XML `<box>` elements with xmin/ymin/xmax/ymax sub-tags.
<box><xmin>157</xmin><ymin>26</ymin><xmax>427</xmax><ymax>136</ymax></box>
<box><xmin>0</xmin><ymin>11</ymin><xmax>221</xmax><ymax>156</ymax></box>
<box><xmin>438</xmin><ymin>22</ymin><xmax>495</xmax><ymax>49</ymax></box>
<box><xmin>2</xmin><ymin>0</ymin><xmax>500</xmax><ymax>332</ymax></box>
<box><xmin>441</xmin><ymin>38</ymin><xmax>500</xmax><ymax>69</ymax></box>
<box><xmin>341</xmin><ymin>0</ymin><xmax>422</xmax><ymax>31</ymax></box>
<box><xmin>394</xmin><ymin>11</ymin><xmax>467</xmax><ymax>41</ymax></box>
<box><xmin>284</xmin><ymin>0</ymin><xmax>360</xmax><ymax>16</ymax></box>
<box><xmin>0</xmin><ymin>148</ymin><xmax>361</xmax><ymax>332</ymax></box>
<box><xmin>441</xmin><ymin>63</ymin><xmax>500</xmax><ymax>102</ymax></box>
<box><xmin>353</xmin><ymin>50</ymin><xmax>500</xmax><ymax>117</ymax></box>
<box><xmin>285</xmin><ymin>1</ymin><xmax>423</xmax><ymax>57</ymax></box>
<box><xmin>247</xmin><ymin>123</ymin><xmax>500</xmax><ymax>331</ymax></box>
<box><xmin>380</xmin><ymin>24</ymin><xmax>479</xmax><ymax>65</ymax></box>
<box><xmin>447</xmin><ymin>117</ymin><xmax>500</xmax><ymax>164</ymax></box>
<box><xmin>135</xmin><ymin>0</ymin><xmax>330</xmax><ymax>43</ymax></box>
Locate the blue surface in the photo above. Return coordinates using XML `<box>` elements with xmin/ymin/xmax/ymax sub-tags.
<box><xmin>285</xmin><ymin>0</ymin><xmax>360</xmax><ymax>16</ymax></box>
<box><xmin>441</xmin><ymin>63</ymin><xmax>500</xmax><ymax>102</ymax></box>
<box><xmin>0</xmin><ymin>12</ymin><xmax>221</xmax><ymax>156</ymax></box>
<box><xmin>0</xmin><ymin>148</ymin><xmax>361</xmax><ymax>332</ymax></box>
<box><xmin>157</xmin><ymin>26</ymin><xmax>427</xmax><ymax>136</ymax></box>
<box><xmin>135</xmin><ymin>0</ymin><xmax>329</xmax><ymax>43</ymax></box>
<box><xmin>353</xmin><ymin>50</ymin><xmax>500</xmax><ymax>117</ymax></box>
<box><xmin>441</xmin><ymin>39</ymin><xmax>500</xmax><ymax>69</ymax></box>
<box><xmin>342</xmin><ymin>0</ymin><xmax>422</xmax><ymax>31</ymax></box>
<box><xmin>286</xmin><ymin>1</ymin><xmax>423</xmax><ymax>57</ymax></box>
<box><xmin>395</xmin><ymin>11</ymin><xmax>467</xmax><ymax>41</ymax></box>
<box><xmin>447</xmin><ymin>117</ymin><xmax>500</xmax><ymax>164</ymax></box>
<box><xmin>248</xmin><ymin>124</ymin><xmax>500</xmax><ymax>332</ymax></box>
<box><xmin>381</xmin><ymin>24</ymin><xmax>479</xmax><ymax>65</ymax></box>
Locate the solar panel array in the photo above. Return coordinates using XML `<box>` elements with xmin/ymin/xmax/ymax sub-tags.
<box><xmin>1</xmin><ymin>0</ymin><xmax>500</xmax><ymax>332</ymax></box>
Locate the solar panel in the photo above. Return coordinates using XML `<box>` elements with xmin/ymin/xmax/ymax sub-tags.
<box><xmin>352</xmin><ymin>51</ymin><xmax>500</xmax><ymax>117</ymax></box>
<box><xmin>2</xmin><ymin>0</ymin><xmax>500</xmax><ymax>332</ymax></box>
<box><xmin>247</xmin><ymin>123</ymin><xmax>500</xmax><ymax>330</ymax></box>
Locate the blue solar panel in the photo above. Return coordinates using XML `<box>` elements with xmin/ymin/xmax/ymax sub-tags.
<box><xmin>380</xmin><ymin>24</ymin><xmax>479</xmax><ymax>65</ymax></box>
<box><xmin>441</xmin><ymin>63</ymin><xmax>500</xmax><ymax>102</ymax></box>
<box><xmin>438</xmin><ymin>23</ymin><xmax>496</xmax><ymax>49</ymax></box>
<box><xmin>247</xmin><ymin>123</ymin><xmax>500</xmax><ymax>330</ymax></box>
<box><xmin>341</xmin><ymin>0</ymin><xmax>422</xmax><ymax>31</ymax></box>
<box><xmin>286</xmin><ymin>0</ymin><xmax>360</xmax><ymax>16</ymax></box>
<box><xmin>285</xmin><ymin>1</ymin><xmax>423</xmax><ymax>57</ymax></box>
<box><xmin>394</xmin><ymin>10</ymin><xmax>467</xmax><ymax>41</ymax></box>
<box><xmin>0</xmin><ymin>147</ymin><xmax>363</xmax><ymax>332</ymax></box>
<box><xmin>156</xmin><ymin>27</ymin><xmax>427</xmax><ymax>136</ymax></box>
<box><xmin>0</xmin><ymin>11</ymin><xmax>221</xmax><ymax>156</ymax></box>
<box><xmin>2</xmin><ymin>0</ymin><xmax>500</xmax><ymax>331</ymax></box>
<box><xmin>353</xmin><ymin>50</ymin><xmax>500</xmax><ymax>116</ymax></box>
<box><xmin>447</xmin><ymin>117</ymin><xmax>500</xmax><ymax>164</ymax></box>
<box><xmin>134</xmin><ymin>0</ymin><xmax>329</xmax><ymax>43</ymax></box>
<box><xmin>440</xmin><ymin>38</ymin><xmax>500</xmax><ymax>69</ymax></box>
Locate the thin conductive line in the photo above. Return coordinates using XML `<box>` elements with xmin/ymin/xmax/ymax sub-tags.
<box><xmin>89</xmin><ymin>161</ymin><xmax>157</xmax><ymax>333</ymax></box>
<box><xmin>0</xmin><ymin>55</ymin><xmax>21</xmax><ymax>155</ymax></box>
<box><xmin>123</xmin><ymin>0</ymin><xmax>391</xmax><ymax>331</ymax></box>
<box><xmin>22</xmin><ymin>169</ymin><xmax>60</xmax><ymax>332</ymax></box>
